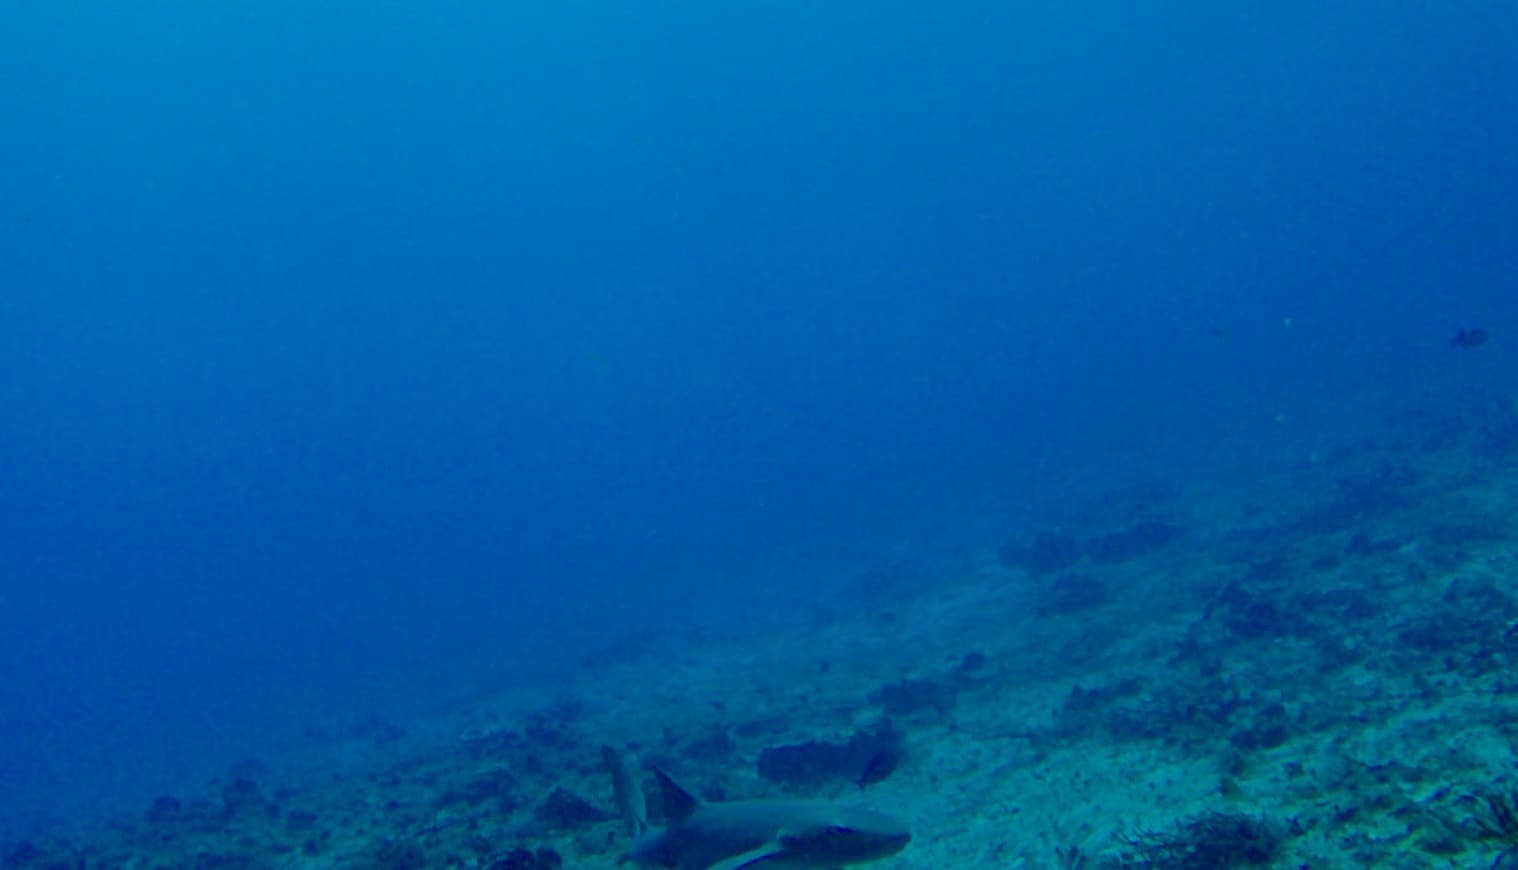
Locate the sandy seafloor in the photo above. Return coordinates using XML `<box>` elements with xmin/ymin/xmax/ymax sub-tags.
<box><xmin>10</xmin><ymin>395</ymin><xmax>1518</xmax><ymax>869</ymax></box>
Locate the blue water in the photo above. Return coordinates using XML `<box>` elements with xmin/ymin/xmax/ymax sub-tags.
<box><xmin>1</xmin><ymin>1</ymin><xmax>1514</xmax><ymax>835</ymax></box>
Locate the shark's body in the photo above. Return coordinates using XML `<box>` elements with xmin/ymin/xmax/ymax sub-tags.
<box><xmin>604</xmin><ymin>748</ymin><xmax>910</xmax><ymax>870</ymax></box>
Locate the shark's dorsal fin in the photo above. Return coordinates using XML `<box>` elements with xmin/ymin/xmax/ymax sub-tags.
<box><xmin>707</xmin><ymin>841</ymin><xmax>784</xmax><ymax>870</ymax></box>
<box><xmin>651</xmin><ymin>768</ymin><xmax>703</xmax><ymax>825</ymax></box>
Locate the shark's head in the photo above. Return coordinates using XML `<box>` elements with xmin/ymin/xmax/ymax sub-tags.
<box><xmin>777</xmin><ymin>805</ymin><xmax>912</xmax><ymax>865</ymax></box>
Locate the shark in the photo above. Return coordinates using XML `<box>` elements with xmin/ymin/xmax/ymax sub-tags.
<box><xmin>603</xmin><ymin>746</ymin><xmax>912</xmax><ymax>870</ymax></box>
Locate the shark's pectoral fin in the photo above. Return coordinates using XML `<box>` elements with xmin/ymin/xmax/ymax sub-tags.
<box><xmin>707</xmin><ymin>841</ymin><xmax>786</xmax><ymax>870</ymax></box>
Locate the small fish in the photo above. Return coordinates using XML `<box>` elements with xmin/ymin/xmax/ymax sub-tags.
<box><xmin>1451</xmin><ymin>328</ymin><xmax>1490</xmax><ymax>349</ymax></box>
<box><xmin>855</xmin><ymin>746</ymin><xmax>902</xmax><ymax>790</ymax></box>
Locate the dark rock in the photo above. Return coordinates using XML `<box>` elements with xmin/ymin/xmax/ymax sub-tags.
<box><xmin>1055</xmin><ymin>679</ymin><xmax>1145</xmax><ymax>737</ymax></box>
<box><xmin>225</xmin><ymin>757</ymin><xmax>270</xmax><ymax>782</ymax></box>
<box><xmin>458</xmin><ymin>727</ymin><xmax>522</xmax><ymax>758</ymax></box>
<box><xmin>285</xmin><ymin>809</ymin><xmax>319</xmax><ymax>834</ymax></box>
<box><xmin>1241</xmin><ymin>556</ymin><xmax>1290</xmax><ymax>585</ymax></box>
<box><xmin>1119</xmin><ymin>811</ymin><xmax>1288</xmax><ymax>867</ymax></box>
<box><xmin>757</xmin><ymin>723</ymin><xmax>905</xmax><ymax>789</ymax></box>
<box><xmin>1309</xmin><ymin>586</ymin><xmax>1380</xmax><ymax>622</ymax></box>
<box><xmin>220</xmin><ymin>778</ymin><xmax>276</xmax><ymax>821</ymax></box>
<box><xmin>1345</xmin><ymin>532</ymin><xmax>1399</xmax><ymax>558</ymax></box>
<box><xmin>302</xmin><ymin>834</ymin><xmax>330</xmax><ymax>858</ymax></box>
<box><xmin>1000</xmin><ymin>530</ymin><xmax>1082</xmax><ymax>576</ymax></box>
<box><xmin>1308</xmin><ymin>552</ymin><xmax>1340</xmax><ymax>572</ymax></box>
<box><xmin>956</xmin><ymin>651</ymin><xmax>987</xmax><ymax>674</ymax></box>
<box><xmin>486</xmin><ymin>848</ymin><xmax>563</xmax><ymax>870</ymax></box>
<box><xmin>1230</xmin><ymin>702</ymin><xmax>1291</xmax><ymax>751</ymax></box>
<box><xmin>1233</xmin><ymin>600</ymin><xmax>1289</xmax><ymax>639</ymax></box>
<box><xmin>1399</xmin><ymin>618</ymin><xmax>1463</xmax><ymax>653</ymax></box>
<box><xmin>3</xmin><ymin>841</ymin><xmax>40</xmax><ymax>867</ymax></box>
<box><xmin>1101</xmin><ymin>678</ymin><xmax>1244</xmax><ymax>746</ymax></box>
<box><xmin>759</xmin><ymin>740</ymin><xmax>849</xmax><ymax>787</ymax></box>
<box><xmin>146</xmin><ymin>794</ymin><xmax>182</xmax><ymax>826</ymax></box>
<box><xmin>441</xmin><ymin>765</ymin><xmax>518</xmax><ymax>811</ymax></box>
<box><xmin>1035</xmin><ymin>572</ymin><xmax>1110</xmax><ymax>617</ymax></box>
<box><xmin>1209</xmin><ymin>583</ymin><xmax>1299</xmax><ymax>640</ymax></box>
<box><xmin>192</xmin><ymin>853</ymin><xmax>254</xmax><ymax>870</ymax></box>
<box><xmin>522</xmin><ymin>697</ymin><xmax>585</xmax><ymax>749</ymax></box>
<box><xmin>686</xmin><ymin>727</ymin><xmax>735</xmax><ymax>763</ymax></box>
<box><xmin>732</xmin><ymin>716</ymin><xmax>788</xmax><ymax>741</ymax></box>
<box><xmin>1088</xmin><ymin>521</ymin><xmax>1183</xmax><ymax>564</ymax></box>
<box><xmin>1444</xmin><ymin>576</ymin><xmax>1512</xmax><ymax>615</ymax></box>
<box><xmin>348</xmin><ymin>713</ymin><xmax>408</xmax><ymax>745</ymax></box>
<box><xmin>532</xmin><ymin>786</ymin><xmax>611</xmax><ymax>830</ymax></box>
<box><xmin>850</xmin><ymin>564</ymin><xmax>931</xmax><ymax>596</ymax></box>
<box><xmin>368</xmin><ymin>839</ymin><xmax>427</xmax><ymax>870</ymax></box>
<box><xmin>869</xmin><ymin>677</ymin><xmax>956</xmax><ymax>717</ymax></box>
<box><xmin>1289</xmin><ymin>462</ymin><xmax>1425</xmax><ymax>537</ymax></box>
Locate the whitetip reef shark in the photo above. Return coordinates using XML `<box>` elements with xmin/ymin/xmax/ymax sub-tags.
<box><xmin>603</xmin><ymin>746</ymin><xmax>912</xmax><ymax>869</ymax></box>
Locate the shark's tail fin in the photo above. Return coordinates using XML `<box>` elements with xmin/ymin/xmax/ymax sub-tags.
<box><xmin>601</xmin><ymin>746</ymin><xmax>649</xmax><ymax>840</ymax></box>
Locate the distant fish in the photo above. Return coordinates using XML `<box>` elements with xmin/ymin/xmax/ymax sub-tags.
<box><xmin>1207</xmin><ymin>324</ymin><xmax>1227</xmax><ymax>339</ymax></box>
<box><xmin>855</xmin><ymin>746</ymin><xmax>903</xmax><ymax>790</ymax></box>
<box><xmin>854</xmin><ymin>721</ymin><xmax>905</xmax><ymax>791</ymax></box>
<box><xmin>1451</xmin><ymin>328</ymin><xmax>1490</xmax><ymax>349</ymax></box>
